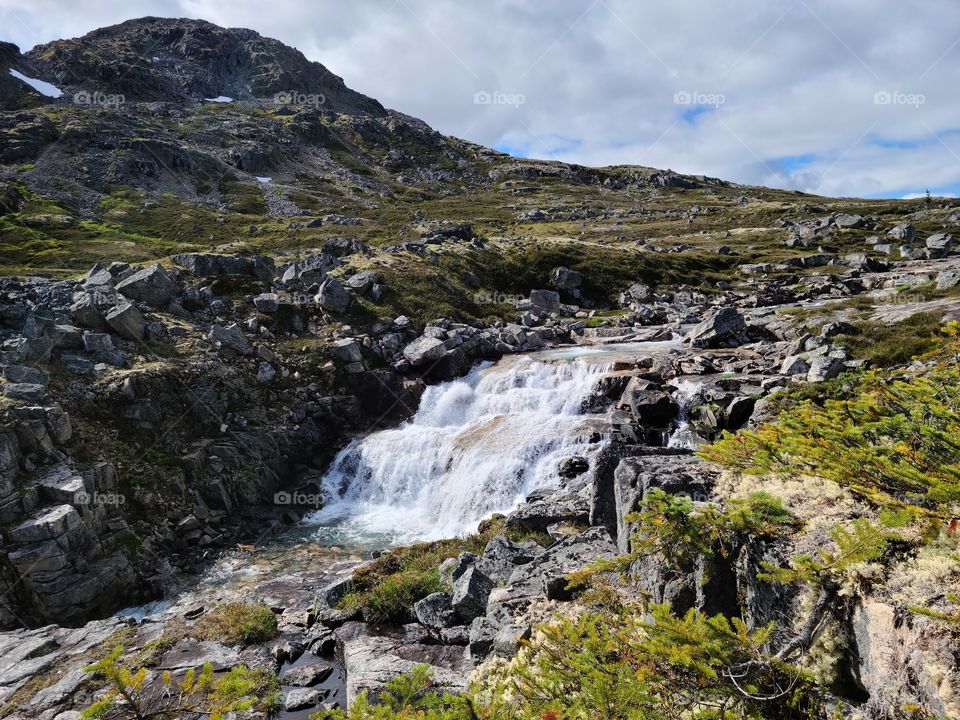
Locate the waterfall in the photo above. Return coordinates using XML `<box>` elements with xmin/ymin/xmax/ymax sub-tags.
<box><xmin>666</xmin><ymin>378</ymin><xmax>706</xmax><ymax>450</ymax></box>
<box><xmin>307</xmin><ymin>355</ymin><xmax>612</xmax><ymax>543</ymax></box>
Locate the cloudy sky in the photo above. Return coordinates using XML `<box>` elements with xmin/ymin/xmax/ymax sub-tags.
<box><xmin>3</xmin><ymin>0</ymin><xmax>959</xmax><ymax>198</ymax></box>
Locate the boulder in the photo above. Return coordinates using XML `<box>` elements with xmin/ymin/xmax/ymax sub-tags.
<box><xmin>476</xmin><ymin>535</ymin><xmax>544</xmax><ymax>584</ymax></box>
<box><xmin>936</xmin><ymin>268</ymin><xmax>960</xmax><ymax>290</ymax></box>
<box><xmin>402</xmin><ymin>336</ymin><xmax>446</xmax><ymax>367</ymax></box>
<box><xmin>439</xmin><ymin>553</ymin><xmax>477</xmax><ymax>589</ymax></box>
<box><xmin>283</xmin><ymin>688</ymin><xmax>323</xmax><ymax>711</ymax></box>
<box><xmin>620</xmin><ymin>282</ymin><xmax>653</xmax><ymax>304</ymax></box>
<box><xmin>807</xmin><ymin>356</ymin><xmax>846</xmax><ymax>382</ymax></box>
<box><xmin>256</xmin><ymin>362</ymin><xmax>276</xmax><ymax>383</ymax></box>
<box><xmin>283</xmin><ymin>663</ymin><xmax>333</xmax><ymax>687</ymax></box>
<box><xmin>69</xmin><ymin>294</ymin><xmax>105</xmax><ymax>330</ymax></box>
<box><xmin>550</xmin><ymin>267</ymin><xmax>582</xmax><ymax>289</ymax></box>
<box><xmin>450</xmin><ymin>566</ymin><xmax>493</xmax><ymax>622</ymax></box>
<box><xmin>504</xmin><ymin>527</ymin><xmax>617</xmax><ymax>601</ymax></box>
<box><xmin>330</xmin><ymin>339</ymin><xmax>363</xmax><ymax>363</ymax></box>
<box><xmin>619</xmin><ymin>378</ymin><xmax>679</xmax><ymax>426</ymax></box>
<box><xmin>9</xmin><ymin>504</ymin><xmax>80</xmax><ymax>543</ymax></box>
<box><xmin>315</xmin><ymin>277</ymin><xmax>351</xmax><ymax>313</ymax></box>
<box><xmin>104</xmin><ymin>301</ymin><xmax>145</xmax><ymax>341</ymax></box>
<box><xmin>925</xmin><ymin>233</ymin><xmax>953</xmax><ymax>258</ymax></box>
<box><xmin>413</xmin><ymin>592</ymin><xmax>458</xmax><ymax>630</ymax></box>
<box><xmin>343</xmin><ymin>270</ymin><xmax>379</xmax><ymax>295</ymax></box>
<box><xmin>253</xmin><ymin>293</ymin><xmax>279</xmax><ymax>313</ymax></box>
<box><xmin>115</xmin><ymin>264</ymin><xmax>178</xmax><ymax>307</ymax></box>
<box><xmin>208</xmin><ymin>323</ymin><xmax>253</xmax><ymax>355</ymax></box>
<box><xmin>888</xmin><ymin>223</ymin><xmax>915</xmax><ymax>242</ymax></box>
<box><xmin>3</xmin><ymin>365</ymin><xmax>48</xmax><ymax>385</ymax></box>
<box><xmin>684</xmin><ymin>307</ymin><xmax>747</xmax><ymax>348</ymax></box>
<box><xmin>834</xmin><ymin>213</ymin><xmax>865</xmax><ymax>228</ymax></box>
<box><xmin>529</xmin><ymin>289</ymin><xmax>560</xmax><ymax>314</ymax></box>
<box><xmin>780</xmin><ymin>355</ymin><xmax>809</xmax><ymax>375</ymax></box>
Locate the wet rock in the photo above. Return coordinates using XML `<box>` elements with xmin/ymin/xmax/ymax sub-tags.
<box><xmin>558</xmin><ymin>455</ymin><xmax>589</xmax><ymax>478</ymax></box>
<box><xmin>284</xmin><ymin>688</ymin><xmax>323</xmax><ymax>711</ymax></box>
<box><xmin>619</xmin><ymin>378</ymin><xmax>678</xmax><ymax>426</ymax></box>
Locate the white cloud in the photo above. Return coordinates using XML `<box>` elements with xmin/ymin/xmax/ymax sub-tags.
<box><xmin>3</xmin><ymin>0</ymin><xmax>960</xmax><ymax>197</ymax></box>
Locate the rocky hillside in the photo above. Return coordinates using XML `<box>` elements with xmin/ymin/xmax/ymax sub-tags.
<box><xmin>1</xmin><ymin>16</ymin><xmax>960</xmax><ymax>720</ymax></box>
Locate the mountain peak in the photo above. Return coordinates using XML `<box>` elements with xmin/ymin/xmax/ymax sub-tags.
<box><xmin>22</xmin><ymin>16</ymin><xmax>385</xmax><ymax>114</ymax></box>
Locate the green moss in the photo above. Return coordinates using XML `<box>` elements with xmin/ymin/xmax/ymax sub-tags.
<box><xmin>836</xmin><ymin>311</ymin><xmax>944</xmax><ymax>367</ymax></box>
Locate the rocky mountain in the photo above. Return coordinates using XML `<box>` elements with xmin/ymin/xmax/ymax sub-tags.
<box><xmin>1</xmin><ymin>16</ymin><xmax>959</xmax><ymax>720</ymax></box>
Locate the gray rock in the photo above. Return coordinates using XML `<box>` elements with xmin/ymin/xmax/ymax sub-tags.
<box><xmin>450</xmin><ymin>566</ymin><xmax>493</xmax><ymax>622</ymax></box>
<box><xmin>105</xmin><ymin>301</ymin><xmax>145</xmax><ymax>341</ymax></box>
<box><xmin>256</xmin><ymin>362</ymin><xmax>276</xmax><ymax>383</ymax></box>
<box><xmin>344</xmin><ymin>270</ymin><xmax>379</xmax><ymax>294</ymax></box>
<box><xmin>780</xmin><ymin>355</ymin><xmax>810</xmax><ymax>375</ymax></box>
<box><xmin>477</xmin><ymin>535</ymin><xmax>545</xmax><ymax>584</ymax></box>
<box><xmin>115</xmin><ymin>264</ymin><xmax>178</xmax><ymax>307</ymax></box>
<box><xmin>834</xmin><ymin>213</ymin><xmax>865</xmax><ymax>228</ymax></box>
<box><xmin>550</xmin><ymin>267</ymin><xmax>582</xmax><ymax>289</ymax></box>
<box><xmin>402</xmin><ymin>336</ymin><xmax>446</xmax><ymax>367</ymax></box>
<box><xmin>331</xmin><ymin>339</ymin><xmax>363</xmax><ymax>363</ymax></box>
<box><xmin>413</xmin><ymin>592</ymin><xmax>458</xmax><ymax>630</ymax></box>
<box><xmin>529</xmin><ymin>289</ymin><xmax>560</xmax><ymax>314</ymax></box>
<box><xmin>208</xmin><ymin>323</ymin><xmax>253</xmax><ymax>355</ymax></box>
<box><xmin>925</xmin><ymin>233</ymin><xmax>953</xmax><ymax>258</ymax></box>
<box><xmin>10</xmin><ymin>504</ymin><xmax>80</xmax><ymax>543</ymax></box>
<box><xmin>253</xmin><ymin>293</ymin><xmax>279</xmax><ymax>313</ymax></box>
<box><xmin>3</xmin><ymin>365</ymin><xmax>48</xmax><ymax>385</ymax></box>
<box><xmin>2</xmin><ymin>383</ymin><xmax>50</xmax><ymax>403</ymax></box>
<box><xmin>888</xmin><ymin>223</ymin><xmax>915</xmax><ymax>242</ymax></box>
<box><xmin>284</xmin><ymin>688</ymin><xmax>322</xmax><ymax>711</ymax></box>
<box><xmin>439</xmin><ymin>553</ymin><xmax>477</xmax><ymax>589</ymax></box>
<box><xmin>70</xmin><ymin>294</ymin><xmax>105</xmax><ymax>329</ymax></box>
<box><xmin>685</xmin><ymin>307</ymin><xmax>747</xmax><ymax>348</ymax></box>
<box><xmin>621</xmin><ymin>282</ymin><xmax>653</xmax><ymax>304</ymax></box>
<box><xmin>807</xmin><ymin>356</ymin><xmax>846</xmax><ymax>382</ymax></box>
<box><xmin>315</xmin><ymin>277</ymin><xmax>351</xmax><ymax>313</ymax></box>
<box><xmin>504</xmin><ymin>527</ymin><xmax>617</xmax><ymax>601</ymax></box>
<box><xmin>936</xmin><ymin>268</ymin><xmax>960</xmax><ymax>290</ymax></box>
<box><xmin>492</xmin><ymin>624</ymin><xmax>531</xmax><ymax>658</ymax></box>
<box><xmin>283</xmin><ymin>663</ymin><xmax>334</xmax><ymax>687</ymax></box>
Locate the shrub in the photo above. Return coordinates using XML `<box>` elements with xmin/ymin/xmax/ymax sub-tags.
<box><xmin>194</xmin><ymin>603</ymin><xmax>278</xmax><ymax>645</ymax></box>
<box><xmin>701</xmin><ymin>325</ymin><xmax>960</xmax><ymax>510</ymax></box>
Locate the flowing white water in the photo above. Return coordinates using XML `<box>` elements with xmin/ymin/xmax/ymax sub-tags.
<box><xmin>306</xmin><ymin>355</ymin><xmax>614</xmax><ymax>543</ymax></box>
<box><xmin>666</xmin><ymin>378</ymin><xmax>706</xmax><ymax>450</ymax></box>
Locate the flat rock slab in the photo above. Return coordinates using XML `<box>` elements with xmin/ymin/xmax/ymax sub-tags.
<box><xmin>158</xmin><ymin>639</ymin><xmax>240</xmax><ymax>672</ymax></box>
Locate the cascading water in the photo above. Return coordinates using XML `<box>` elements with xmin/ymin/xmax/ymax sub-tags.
<box><xmin>307</xmin><ymin>355</ymin><xmax>613</xmax><ymax>543</ymax></box>
<box><xmin>666</xmin><ymin>378</ymin><xmax>706</xmax><ymax>450</ymax></box>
